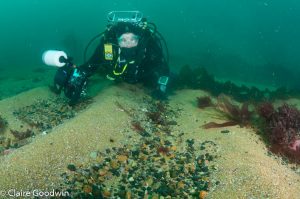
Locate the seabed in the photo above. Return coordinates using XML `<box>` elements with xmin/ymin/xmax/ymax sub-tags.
<box><xmin>0</xmin><ymin>78</ymin><xmax>300</xmax><ymax>198</ymax></box>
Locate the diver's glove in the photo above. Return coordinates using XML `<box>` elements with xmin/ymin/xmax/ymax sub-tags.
<box><xmin>152</xmin><ymin>76</ymin><xmax>169</xmax><ymax>100</ymax></box>
<box><xmin>158</xmin><ymin>76</ymin><xmax>169</xmax><ymax>93</ymax></box>
<box><xmin>51</xmin><ymin>65</ymin><xmax>74</xmax><ymax>94</ymax></box>
<box><xmin>64</xmin><ymin>68</ymin><xmax>88</xmax><ymax>105</ymax></box>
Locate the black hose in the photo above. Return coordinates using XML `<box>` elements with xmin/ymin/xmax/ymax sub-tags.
<box><xmin>155</xmin><ymin>30</ymin><xmax>170</xmax><ymax>65</ymax></box>
<box><xmin>83</xmin><ymin>31</ymin><xmax>105</xmax><ymax>63</ymax></box>
<box><xmin>147</xmin><ymin>22</ymin><xmax>169</xmax><ymax>65</ymax></box>
<box><xmin>147</xmin><ymin>22</ymin><xmax>157</xmax><ymax>33</ymax></box>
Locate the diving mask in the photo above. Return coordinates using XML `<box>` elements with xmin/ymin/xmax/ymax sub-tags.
<box><xmin>118</xmin><ymin>33</ymin><xmax>139</xmax><ymax>48</ymax></box>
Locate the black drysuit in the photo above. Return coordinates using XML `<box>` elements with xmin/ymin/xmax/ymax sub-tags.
<box><xmin>79</xmin><ymin>25</ymin><xmax>169</xmax><ymax>88</ymax></box>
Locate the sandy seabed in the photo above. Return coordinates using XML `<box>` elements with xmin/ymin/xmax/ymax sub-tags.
<box><xmin>0</xmin><ymin>85</ymin><xmax>299</xmax><ymax>199</ymax></box>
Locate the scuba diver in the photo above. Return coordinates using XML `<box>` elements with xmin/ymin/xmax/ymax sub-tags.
<box><xmin>43</xmin><ymin>11</ymin><xmax>170</xmax><ymax>105</ymax></box>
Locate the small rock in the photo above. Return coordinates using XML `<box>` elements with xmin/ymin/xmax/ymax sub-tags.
<box><xmin>167</xmin><ymin>120</ymin><xmax>177</xmax><ymax>125</ymax></box>
<box><xmin>145</xmin><ymin>177</ymin><xmax>153</xmax><ymax>186</ymax></box>
<box><xmin>67</xmin><ymin>164</ymin><xmax>76</xmax><ymax>171</ymax></box>
<box><xmin>102</xmin><ymin>189</ymin><xmax>111</xmax><ymax>197</ymax></box>
<box><xmin>90</xmin><ymin>151</ymin><xmax>98</xmax><ymax>159</ymax></box>
<box><xmin>177</xmin><ymin>181</ymin><xmax>185</xmax><ymax>189</ymax></box>
<box><xmin>128</xmin><ymin>177</ymin><xmax>134</xmax><ymax>182</ymax></box>
<box><xmin>170</xmin><ymin>145</ymin><xmax>177</xmax><ymax>151</ymax></box>
<box><xmin>83</xmin><ymin>185</ymin><xmax>92</xmax><ymax>194</ymax></box>
<box><xmin>199</xmin><ymin>190</ymin><xmax>208</xmax><ymax>199</ymax></box>
<box><xmin>221</xmin><ymin>130</ymin><xmax>230</xmax><ymax>134</ymax></box>
<box><xmin>0</xmin><ymin>146</ymin><xmax>5</xmax><ymax>154</ymax></box>
<box><xmin>126</xmin><ymin>191</ymin><xmax>131</xmax><ymax>198</ymax></box>
<box><xmin>110</xmin><ymin>160</ymin><xmax>120</xmax><ymax>169</ymax></box>
<box><xmin>117</xmin><ymin>155</ymin><xmax>128</xmax><ymax>162</ymax></box>
<box><xmin>98</xmin><ymin>169</ymin><xmax>107</xmax><ymax>176</ymax></box>
<box><xmin>131</xmin><ymin>161</ymin><xmax>137</xmax><ymax>167</ymax></box>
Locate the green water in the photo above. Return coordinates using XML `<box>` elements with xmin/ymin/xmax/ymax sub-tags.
<box><xmin>0</xmin><ymin>0</ymin><xmax>300</xmax><ymax>96</ymax></box>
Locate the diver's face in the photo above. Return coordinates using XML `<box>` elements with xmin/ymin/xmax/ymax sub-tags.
<box><xmin>118</xmin><ymin>33</ymin><xmax>139</xmax><ymax>48</ymax></box>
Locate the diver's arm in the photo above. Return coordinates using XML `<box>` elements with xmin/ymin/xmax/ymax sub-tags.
<box><xmin>155</xmin><ymin>60</ymin><xmax>170</xmax><ymax>93</ymax></box>
<box><xmin>78</xmin><ymin>39</ymin><xmax>105</xmax><ymax>77</ymax></box>
<box><xmin>147</xmin><ymin>36</ymin><xmax>169</xmax><ymax>78</ymax></box>
<box><xmin>147</xmin><ymin>36</ymin><xmax>170</xmax><ymax>94</ymax></box>
<box><xmin>60</xmin><ymin>40</ymin><xmax>104</xmax><ymax>104</ymax></box>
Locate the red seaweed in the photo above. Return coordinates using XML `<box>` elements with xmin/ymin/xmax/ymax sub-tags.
<box><xmin>157</xmin><ymin>146</ymin><xmax>169</xmax><ymax>155</ymax></box>
<box><xmin>131</xmin><ymin>121</ymin><xmax>145</xmax><ymax>134</ymax></box>
<box><xmin>258</xmin><ymin>103</ymin><xmax>300</xmax><ymax>164</ymax></box>
<box><xmin>257</xmin><ymin>102</ymin><xmax>274</xmax><ymax>121</ymax></box>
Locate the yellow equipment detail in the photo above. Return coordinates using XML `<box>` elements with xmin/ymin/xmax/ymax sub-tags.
<box><xmin>104</xmin><ymin>44</ymin><xmax>113</xmax><ymax>60</ymax></box>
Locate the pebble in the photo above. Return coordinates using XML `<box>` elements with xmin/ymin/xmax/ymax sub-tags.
<box><xmin>145</xmin><ymin>177</ymin><xmax>153</xmax><ymax>186</ymax></box>
<box><xmin>128</xmin><ymin>177</ymin><xmax>134</xmax><ymax>182</ymax></box>
<box><xmin>177</xmin><ymin>181</ymin><xmax>185</xmax><ymax>189</ymax></box>
<box><xmin>102</xmin><ymin>189</ymin><xmax>111</xmax><ymax>197</ymax></box>
<box><xmin>110</xmin><ymin>160</ymin><xmax>120</xmax><ymax>169</ymax></box>
<box><xmin>67</xmin><ymin>164</ymin><xmax>76</xmax><ymax>171</ymax></box>
<box><xmin>117</xmin><ymin>155</ymin><xmax>128</xmax><ymax>162</ymax></box>
<box><xmin>199</xmin><ymin>190</ymin><xmax>208</xmax><ymax>199</ymax></box>
<box><xmin>130</xmin><ymin>160</ymin><xmax>137</xmax><ymax>167</ymax></box>
<box><xmin>0</xmin><ymin>146</ymin><xmax>4</xmax><ymax>154</ymax></box>
<box><xmin>221</xmin><ymin>130</ymin><xmax>230</xmax><ymax>134</ymax></box>
<box><xmin>83</xmin><ymin>185</ymin><xmax>92</xmax><ymax>194</ymax></box>
<box><xmin>61</xmin><ymin>100</ymin><xmax>217</xmax><ymax>198</ymax></box>
<box><xmin>90</xmin><ymin>151</ymin><xmax>98</xmax><ymax>159</ymax></box>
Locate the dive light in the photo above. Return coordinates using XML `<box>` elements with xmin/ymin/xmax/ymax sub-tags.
<box><xmin>42</xmin><ymin>50</ymin><xmax>68</xmax><ymax>67</ymax></box>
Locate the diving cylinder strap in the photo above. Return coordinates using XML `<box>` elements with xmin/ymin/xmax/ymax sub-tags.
<box><xmin>105</xmin><ymin>47</ymin><xmax>137</xmax><ymax>81</ymax></box>
<box><xmin>113</xmin><ymin>48</ymin><xmax>135</xmax><ymax>76</ymax></box>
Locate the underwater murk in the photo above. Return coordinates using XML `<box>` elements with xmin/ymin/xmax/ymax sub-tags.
<box><xmin>0</xmin><ymin>1</ymin><xmax>300</xmax><ymax>199</ymax></box>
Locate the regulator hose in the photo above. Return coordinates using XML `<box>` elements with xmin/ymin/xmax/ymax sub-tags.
<box><xmin>83</xmin><ymin>31</ymin><xmax>105</xmax><ymax>63</ymax></box>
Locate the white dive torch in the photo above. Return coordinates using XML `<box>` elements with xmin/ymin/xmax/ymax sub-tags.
<box><xmin>42</xmin><ymin>50</ymin><xmax>70</xmax><ymax>67</ymax></box>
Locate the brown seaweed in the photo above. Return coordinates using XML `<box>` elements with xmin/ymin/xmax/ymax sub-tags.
<box><xmin>176</xmin><ymin>65</ymin><xmax>295</xmax><ymax>102</ymax></box>
<box><xmin>146</xmin><ymin>101</ymin><xmax>168</xmax><ymax>125</ymax></box>
<box><xmin>0</xmin><ymin>116</ymin><xmax>8</xmax><ymax>133</ymax></box>
<box><xmin>10</xmin><ymin>129</ymin><xmax>33</xmax><ymax>140</ymax></box>
<box><xmin>197</xmin><ymin>96</ymin><xmax>213</xmax><ymax>109</ymax></box>
<box><xmin>202</xmin><ymin>95</ymin><xmax>253</xmax><ymax>129</ymax></box>
<box><xmin>202</xmin><ymin>121</ymin><xmax>238</xmax><ymax>129</ymax></box>
<box><xmin>115</xmin><ymin>101</ymin><xmax>134</xmax><ymax>117</ymax></box>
